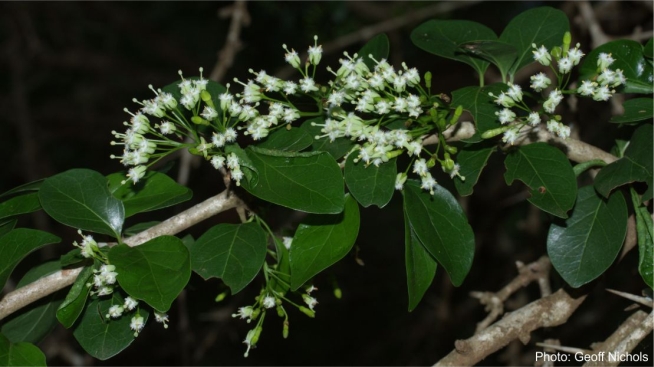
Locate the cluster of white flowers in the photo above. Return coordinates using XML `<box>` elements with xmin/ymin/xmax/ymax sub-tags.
<box><xmin>73</xmin><ymin>230</ymin><xmax>99</xmax><ymax>259</ymax></box>
<box><xmin>487</xmin><ymin>36</ymin><xmax>625</xmax><ymax>146</ymax></box>
<box><xmin>89</xmin><ymin>264</ymin><xmax>118</xmax><ymax>296</ymax></box>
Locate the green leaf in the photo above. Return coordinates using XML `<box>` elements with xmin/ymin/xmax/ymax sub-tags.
<box><xmin>579</xmin><ymin>40</ymin><xmax>654</xmax><ymax>94</ymax></box>
<box><xmin>57</xmin><ymin>266</ymin><xmax>94</xmax><ymax>328</ymax></box>
<box><xmin>645</xmin><ymin>38</ymin><xmax>653</xmax><ymax>59</ymax></box>
<box><xmin>0</xmin><ymin>219</ymin><xmax>17</xmax><ymax>239</ymax></box>
<box><xmin>190</xmin><ymin>222</ymin><xmax>267</xmax><ymax>294</ymax></box>
<box><xmin>451</xmin><ymin>83</ymin><xmax>505</xmax><ymax>142</ymax></box>
<box><xmin>459</xmin><ymin>40</ymin><xmax>517</xmax><ymax>81</ymax></box>
<box><xmin>358</xmin><ymin>33</ymin><xmax>390</xmax><ymax>70</ymax></box>
<box><xmin>547</xmin><ymin>187</ymin><xmax>627</xmax><ymax>288</ymax></box>
<box><xmin>225</xmin><ymin>143</ymin><xmax>258</xmax><ymax>183</ymax></box>
<box><xmin>107</xmin><ymin>171</ymin><xmax>192</xmax><ymax>218</ymax></box>
<box><xmin>59</xmin><ymin>249</ymin><xmax>89</xmax><ymax>267</ymax></box>
<box><xmin>595</xmin><ymin>124</ymin><xmax>653</xmax><ymax>198</ymax></box>
<box><xmin>454</xmin><ymin>142</ymin><xmax>496</xmax><ymax>196</ymax></box>
<box><xmin>504</xmin><ymin>143</ymin><xmax>577</xmax><ymax>218</ymax></box>
<box><xmin>73</xmin><ymin>292</ymin><xmax>149</xmax><ymax>360</ymax></box>
<box><xmin>0</xmin><ymin>179</ymin><xmax>43</xmax><ymax>201</ymax></box>
<box><xmin>344</xmin><ymin>153</ymin><xmax>396</xmax><ymax>208</ymax></box>
<box><xmin>1</xmin><ymin>261</ymin><xmax>64</xmax><ymax>344</ymax></box>
<box><xmin>39</xmin><ymin>169</ymin><xmax>125</xmax><ymax>237</ymax></box>
<box><xmin>499</xmin><ymin>6</ymin><xmax>569</xmax><ymax>75</ymax></box>
<box><xmin>403</xmin><ymin>181</ymin><xmax>475</xmax><ymax>286</ymax></box>
<box><xmin>0</xmin><ymin>229</ymin><xmax>60</xmax><ymax>290</ymax></box>
<box><xmin>0</xmin><ymin>333</ymin><xmax>46</xmax><ymax>367</ymax></box>
<box><xmin>290</xmin><ymin>195</ymin><xmax>360</xmax><ymax>290</ymax></box>
<box><xmin>258</xmin><ymin>127</ymin><xmax>314</xmax><ymax>152</ymax></box>
<box><xmin>404</xmin><ymin>209</ymin><xmax>437</xmax><ymax>312</ymax></box>
<box><xmin>632</xmin><ymin>188</ymin><xmax>653</xmax><ymax>289</ymax></box>
<box><xmin>0</xmin><ymin>193</ymin><xmax>41</xmax><ymax>221</ymax></box>
<box><xmin>109</xmin><ymin>236</ymin><xmax>190</xmax><ymax>312</ymax></box>
<box><xmin>301</xmin><ymin>117</ymin><xmax>354</xmax><ymax>160</ymax></box>
<box><xmin>610</xmin><ymin>98</ymin><xmax>653</xmax><ymax>124</ymax></box>
<box><xmin>242</xmin><ymin>146</ymin><xmax>345</xmax><ymax>214</ymax></box>
<box><xmin>411</xmin><ymin>19</ymin><xmax>497</xmax><ymax>77</ymax></box>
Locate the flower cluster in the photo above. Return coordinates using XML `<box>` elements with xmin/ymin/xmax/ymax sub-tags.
<box><xmin>487</xmin><ymin>33</ymin><xmax>624</xmax><ymax>146</ymax></box>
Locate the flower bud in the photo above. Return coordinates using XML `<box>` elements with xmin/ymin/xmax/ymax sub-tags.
<box><xmin>215</xmin><ymin>291</ymin><xmax>228</xmax><ymax>302</ymax></box>
<box><xmin>481</xmin><ymin>126</ymin><xmax>510</xmax><ymax>139</ymax></box>
<box><xmin>299</xmin><ymin>306</ymin><xmax>315</xmax><ymax>318</ymax></box>
<box><xmin>283</xmin><ymin>320</ymin><xmax>289</xmax><ymax>339</ymax></box>
<box><xmin>424</xmin><ymin>71</ymin><xmax>432</xmax><ymax>89</ymax></box>
<box><xmin>201</xmin><ymin>90</ymin><xmax>215</xmax><ymax>108</ymax></box>
<box><xmin>191</xmin><ymin>116</ymin><xmax>210</xmax><ymax>125</ymax></box>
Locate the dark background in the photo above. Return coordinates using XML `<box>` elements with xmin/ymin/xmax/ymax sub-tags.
<box><xmin>1</xmin><ymin>1</ymin><xmax>652</xmax><ymax>366</ymax></box>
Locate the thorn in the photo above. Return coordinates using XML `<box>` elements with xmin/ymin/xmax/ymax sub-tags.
<box><xmin>606</xmin><ymin>289</ymin><xmax>653</xmax><ymax>308</ymax></box>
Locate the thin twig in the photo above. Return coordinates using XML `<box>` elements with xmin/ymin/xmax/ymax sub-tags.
<box><xmin>209</xmin><ymin>0</ymin><xmax>250</xmax><ymax>83</ymax></box>
<box><xmin>605</xmin><ymin>289</ymin><xmax>654</xmax><ymax>308</ymax></box>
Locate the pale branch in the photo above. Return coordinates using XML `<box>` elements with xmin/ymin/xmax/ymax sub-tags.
<box><xmin>605</xmin><ymin>289</ymin><xmax>653</xmax><ymax>308</ymax></box>
<box><xmin>0</xmin><ymin>190</ymin><xmax>242</xmax><ymax>321</ymax></box>
<box><xmin>470</xmin><ymin>256</ymin><xmax>552</xmax><ymax>332</ymax></box>
<box><xmin>275</xmin><ymin>1</ymin><xmax>481</xmax><ymax>79</ymax></box>
<box><xmin>584</xmin><ymin>310</ymin><xmax>650</xmax><ymax>367</ymax></box>
<box><xmin>434</xmin><ymin>288</ymin><xmax>587</xmax><ymax>366</ymax></box>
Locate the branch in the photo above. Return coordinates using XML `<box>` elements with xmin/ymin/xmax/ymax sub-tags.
<box><xmin>0</xmin><ymin>190</ymin><xmax>242</xmax><ymax>321</ymax></box>
<box><xmin>209</xmin><ymin>0</ymin><xmax>250</xmax><ymax>83</ymax></box>
<box><xmin>435</xmin><ymin>288</ymin><xmax>588</xmax><ymax>366</ymax></box>
<box><xmin>584</xmin><ymin>310</ymin><xmax>651</xmax><ymax>367</ymax></box>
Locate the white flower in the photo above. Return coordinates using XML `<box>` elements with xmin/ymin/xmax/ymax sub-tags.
<box><xmin>243</xmin><ymin>329</ymin><xmax>256</xmax><ymax>358</ymax></box>
<box><xmin>107</xmin><ymin>305</ymin><xmax>124</xmax><ymax>319</ymax></box>
<box><xmin>262</xmin><ymin>295</ymin><xmax>276</xmax><ymax>309</ymax></box>
<box><xmin>496</xmin><ymin>108</ymin><xmax>516</xmax><ymax>125</ymax></box>
<box><xmin>405</xmin><ymin>141</ymin><xmax>422</xmax><ymax>156</ymax></box>
<box><xmin>226</xmin><ymin>153</ymin><xmax>240</xmax><ymax>170</ymax></box>
<box><xmin>597</xmin><ymin>69</ymin><xmax>616</xmax><ymax>86</ymax></box>
<box><xmin>124</xmin><ymin>297</ymin><xmax>139</xmax><ymax>311</ymax></box>
<box><xmin>327</xmin><ymin>91</ymin><xmax>345</xmax><ymax>106</ymax></box>
<box><xmin>201</xmin><ymin>106</ymin><xmax>218</xmax><ymax>121</ymax></box>
<box><xmin>283</xmin><ymin>44</ymin><xmax>301</xmax><ymax>69</ymax></box>
<box><xmin>404</xmin><ymin>67</ymin><xmax>420</xmax><ymax>86</ymax></box>
<box><xmin>282</xmin><ymin>236</ymin><xmax>293</xmax><ymax>250</ymax></box>
<box><xmin>308</xmin><ymin>36</ymin><xmax>323</xmax><ymax>65</ymax></box>
<box><xmin>492</xmin><ymin>92</ymin><xmax>514</xmax><ymax>108</ymax></box>
<box><xmin>527</xmin><ymin>112</ymin><xmax>541</xmax><ymax>126</ymax></box>
<box><xmin>392</xmin><ymin>75</ymin><xmax>406</xmax><ymax>93</ymax></box>
<box><xmin>368</xmin><ymin>73</ymin><xmax>385</xmax><ymax>90</ymax></box>
<box><xmin>211</xmin><ymin>155</ymin><xmax>226</xmax><ymax>169</ymax></box>
<box><xmin>158</xmin><ymin>121</ymin><xmax>176</xmax><ymax>135</ymax></box>
<box><xmin>154</xmin><ymin>311</ymin><xmax>169</xmax><ymax>329</ymax></box>
<box><xmin>130</xmin><ymin>314</ymin><xmax>145</xmax><ymax>337</ymax></box>
<box><xmin>420</xmin><ymin>175</ymin><xmax>437</xmax><ymax>195</ymax></box>
<box><xmin>556</xmin><ymin>124</ymin><xmax>571</xmax><ymax>139</ymax></box>
<box><xmin>406</xmin><ymin>94</ymin><xmax>421</xmax><ymax>109</ymax></box>
<box><xmin>597</xmin><ymin>52</ymin><xmax>615</xmax><ymax>70</ymax></box>
<box><xmin>212</xmin><ymin>133</ymin><xmax>226</xmax><ymax>148</ymax></box>
<box><xmin>96</xmin><ymin>285</ymin><xmax>113</xmax><ymax>296</ymax></box>
<box><xmin>126</xmin><ymin>166</ymin><xmax>147</xmax><ymax>184</ymax></box>
<box><xmin>299</xmin><ymin>77</ymin><xmax>318</xmax><ymax>93</ymax></box>
<box><xmin>506</xmin><ymin>83</ymin><xmax>523</xmax><ymax>103</ymax></box>
<box><xmin>532</xmin><ymin>44</ymin><xmax>551</xmax><ymax>66</ymax></box>
<box><xmin>224</xmin><ymin>128</ymin><xmax>238</xmax><ymax>142</ymax></box>
<box><xmin>502</xmin><ymin>128</ymin><xmax>519</xmax><ymax>145</ymax></box>
<box><xmin>577</xmin><ymin>80</ymin><xmax>596</xmax><ymax>96</ymax></box>
<box><xmin>232</xmin><ymin>306</ymin><xmax>254</xmax><ymax>322</ymax></box>
<box><xmin>219</xmin><ymin>92</ymin><xmax>234</xmax><ymax>111</ymax></box>
<box><xmin>74</xmin><ymin>230</ymin><xmax>97</xmax><ymax>258</ymax></box>
<box><xmin>375</xmin><ymin>100</ymin><xmax>391</xmax><ymax>114</ymax></box>
<box><xmin>543</xmin><ymin>89</ymin><xmax>563</xmax><ymax>113</ymax></box>
<box><xmin>612</xmin><ymin>69</ymin><xmax>626</xmax><ymax>87</ymax></box>
<box><xmin>593</xmin><ymin>85</ymin><xmax>613</xmax><ymax>101</ymax></box>
<box><xmin>283</xmin><ymin>108</ymin><xmax>300</xmax><ymax>124</ymax></box>
<box><xmin>530</xmin><ymin>72</ymin><xmax>551</xmax><ymax>92</ymax></box>
<box><xmin>558</xmin><ymin>57</ymin><xmax>573</xmax><ymax>74</ymax></box>
<box><xmin>302</xmin><ymin>294</ymin><xmax>318</xmax><ymax>311</ymax></box>
<box><xmin>567</xmin><ymin>44</ymin><xmax>585</xmax><ymax>65</ymax></box>
<box><xmin>547</xmin><ymin>119</ymin><xmax>560</xmax><ymax>135</ymax></box>
<box><xmin>412</xmin><ymin>159</ymin><xmax>429</xmax><ymax>177</ymax></box>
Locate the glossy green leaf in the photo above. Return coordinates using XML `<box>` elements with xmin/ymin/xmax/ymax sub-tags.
<box><xmin>258</xmin><ymin>127</ymin><xmax>314</xmax><ymax>152</ymax></box>
<box><xmin>57</xmin><ymin>266</ymin><xmax>94</xmax><ymax>328</ymax></box>
<box><xmin>610</xmin><ymin>98</ymin><xmax>653</xmax><ymax>124</ymax></box>
<box><xmin>0</xmin><ymin>193</ymin><xmax>41</xmax><ymax>221</ymax></box>
<box><xmin>107</xmin><ymin>171</ymin><xmax>192</xmax><ymax>218</ymax></box>
<box><xmin>301</xmin><ymin>118</ymin><xmax>354</xmax><ymax>160</ymax></box>
<box><xmin>499</xmin><ymin>6</ymin><xmax>569</xmax><ymax>75</ymax></box>
<box><xmin>404</xmin><ymin>209</ymin><xmax>437</xmax><ymax>312</ymax></box>
<box><xmin>548</xmin><ymin>187</ymin><xmax>627</xmax><ymax>288</ymax></box>
<box><xmin>190</xmin><ymin>222</ymin><xmax>267</xmax><ymax>294</ymax></box>
<box><xmin>290</xmin><ymin>195</ymin><xmax>360</xmax><ymax>290</ymax></box>
<box><xmin>632</xmin><ymin>188</ymin><xmax>653</xmax><ymax>289</ymax></box>
<box><xmin>459</xmin><ymin>40</ymin><xmax>517</xmax><ymax>81</ymax></box>
<box><xmin>411</xmin><ymin>19</ymin><xmax>496</xmax><ymax>77</ymax></box>
<box><xmin>0</xmin><ymin>229</ymin><xmax>60</xmax><ymax>290</ymax></box>
<box><xmin>358</xmin><ymin>33</ymin><xmax>389</xmax><ymax>70</ymax></box>
<box><xmin>0</xmin><ymin>333</ymin><xmax>46</xmax><ymax>367</ymax></box>
<box><xmin>403</xmin><ymin>181</ymin><xmax>474</xmax><ymax>286</ymax></box>
<box><xmin>242</xmin><ymin>146</ymin><xmax>345</xmax><ymax>214</ymax></box>
<box><xmin>344</xmin><ymin>153</ymin><xmax>396</xmax><ymax>208</ymax></box>
<box><xmin>59</xmin><ymin>249</ymin><xmax>90</xmax><ymax>267</ymax></box>
<box><xmin>579</xmin><ymin>40</ymin><xmax>653</xmax><ymax>94</ymax></box>
<box><xmin>39</xmin><ymin>169</ymin><xmax>124</xmax><ymax>237</ymax></box>
<box><xmin>454</xmin><ymin>142</ymin><xmax>496</xmax><ymax>196</ymax></box>
<box><xmin>73</xmin><ymin>292</ymin><xmax>149</xmax><ymax>360</ymax></box>
<box><xmin>595</xmin><ymin>124</ymin><xmax>653</xmax><ymax>198</ymax></box>
<box><xmin>644</xmin><ymin>38</ymin><xmax>653</xmax><ymax>59</ymax></box>
<box><xmin>504</xmin><ymin>143</ymin><xmax>577</xmax><ymax>218</ymax></box>
<box><xmin>0</xmin><ymin>179</ymin><xmax>43</xmax><ymax>201</ymax></box>
<box><xmin>1</xmin><ymin>261</ymin><xmax>64</xmax><ymax>343</ymax></box>
<box><xmin>451</xmin><ymin>83</ymin><xmax>505</xmax><ymax>142</ymax></box>
<box><xmin>0</xmin><ymin>219</ymin><xmax>17</xmax><ymax>239</ymax></box>
<box><xmin>109</xmin><ymin>236</ymin><xmax>190</xmax><ymax>312</ymax></box>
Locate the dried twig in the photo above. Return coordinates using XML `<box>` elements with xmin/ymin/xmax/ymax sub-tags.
<box><xmin>209</xmin><ymin>0</ymin><xmax>250</xmax><ymax>83</ymax></box>
<box><xmin>606</xmin><ymin>289</ymin><xmax>654</xmax><ymax>308</ymax></box>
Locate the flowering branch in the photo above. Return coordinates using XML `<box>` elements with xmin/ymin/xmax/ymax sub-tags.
<box><xmin>0</xmin><ymin>190</ymin><xmax>242</xmax><ymax>321</ymax></box>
